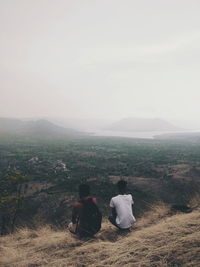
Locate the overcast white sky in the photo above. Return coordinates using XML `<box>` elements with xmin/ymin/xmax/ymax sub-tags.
<box><xmin>1</xmin><ymin>0</ymin><xmax>200</xmax><ymax>121</ymax></box>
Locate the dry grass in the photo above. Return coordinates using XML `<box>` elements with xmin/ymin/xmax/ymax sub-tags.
<box><xmin>0</xmin><ymin>203</ymin><xmax>200</xmax><ymax>267</ymax></box>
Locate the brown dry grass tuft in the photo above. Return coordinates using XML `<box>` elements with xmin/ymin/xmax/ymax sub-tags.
<box><xmin>189</xmin><ymin>193</ymin><xmax>200</xmax><ymax>209</ymax></box>
<box><xmin>0</xmin><ymin>202</ymin><xmax>200</xmax><ymax>267</ymax></box>
<box><xmin>135</xmin><ymin>201</ymin><xmax>171</xmax><ymax>230</ymax></box>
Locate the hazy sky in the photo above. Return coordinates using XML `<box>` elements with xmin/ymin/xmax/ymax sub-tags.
<box><xmin>1</xmin><ymin>0</ymin><xmax>200</xmax><ymax>121</ymax></box>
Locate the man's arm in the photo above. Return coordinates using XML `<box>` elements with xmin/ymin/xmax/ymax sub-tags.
<box><xmin>71</xmin><ymin>203</ymin><xmax>80</xmax><ymax>224</ymax></box>
<box><xmin>111</xmin><ymin>207</ymin><xmax>117</xmax><ymax>218</ymax></box>
<box><xmin>110</xmin><ymin>198</ymin><xmax>116</xmax><ymax>217</ymax></box>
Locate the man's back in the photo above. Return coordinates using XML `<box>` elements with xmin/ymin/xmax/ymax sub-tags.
<box><xmin>78</xmin><ymin>197</ymin><xmax>102</xmax><ymax>237</ymax></box>
<box><xmin>69</xmin><ymin>184</ymin><xmax>102</xmax><ymax>238</ymax></box>
<box><xmin>110</xmin><ymin>194</ymin><xmax>136</xmax><ymax>229</ymax></box>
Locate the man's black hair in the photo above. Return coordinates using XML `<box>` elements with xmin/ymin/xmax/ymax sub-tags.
<box><xmin>117</xmin><ymin>180</ymin><xmax>127</xmax><ymax>194</ymax></box>
<box><xmin>79</xmin><ymin>184</ymin><xmax>90</xmax><ymax>199</ymax></box>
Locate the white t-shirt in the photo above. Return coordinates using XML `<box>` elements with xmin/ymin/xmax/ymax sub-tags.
<box><xmin>110</xmin><ymin>194</ymin><xmax>136</xmax><ymax>229</ymax></box>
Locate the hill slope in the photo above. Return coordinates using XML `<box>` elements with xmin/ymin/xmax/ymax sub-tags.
<box><xmin>1</xmin><ymin>204</ymin><xmax>199</xmax><ymax>267</ymax></box>
<box><xmin>0</xmin><ymin>118</ymin><xmax>83</xmax><ymax>138</ymax></box>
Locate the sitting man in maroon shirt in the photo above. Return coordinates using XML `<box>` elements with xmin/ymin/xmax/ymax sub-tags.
<box><xmin>68</xmin><ymin>184</ymin><xmax>102</xmax><ymax>238</ymax></box>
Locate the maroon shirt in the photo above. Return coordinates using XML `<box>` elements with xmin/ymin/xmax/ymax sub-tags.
<box><xmin>72</xmin><ymin>196</ymin><xmax>97</xmax><ymax>226</ymax></box>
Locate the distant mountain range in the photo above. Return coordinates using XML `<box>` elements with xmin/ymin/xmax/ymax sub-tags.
<box><xmin>48</xmin><ymin>118</ymin><xmax>114</xmax><ymax>132</ymax></box>
<box><xmin>0</xmin><ymin>118</ymin><xmax>84</xmax><ymax>139</ymax></box>
<box><xmin>106</xmin><ymin>118</ymin><xmax>182</xmax><ymax>132</ymax></box>
<box><xmin>1</xmin><ymin>117</ymin><xmax>194</xmax><ymax>141</ymax></box>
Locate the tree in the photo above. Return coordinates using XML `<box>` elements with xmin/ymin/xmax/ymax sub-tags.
<box><xmin>0</xmin><ymin>170</ymin><xmax>27</xmax><ymax>234</ymax></box>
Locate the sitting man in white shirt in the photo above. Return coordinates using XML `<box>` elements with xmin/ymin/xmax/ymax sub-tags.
<box><xmin>109</xmin><ymin>180</ymin><xmax>136</xmax><ymax>230</ymax></box>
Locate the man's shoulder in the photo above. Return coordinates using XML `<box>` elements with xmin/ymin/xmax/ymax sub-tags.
<box><xmin>112</xmin><ymin>194</ymin><xmax>133</xmax><ymax>201</ymax></box>
<box><xmin>111</xmin><ymin>195</ymin><xmax>122</xmax><ymax>201</ymax></box>
<box><xmin>84</xmin><ymin>197</ymin><xmax>97</xmax><ymax>204</ymax></box>
<box><xmin>74</xmin><ymin>197</ymin><xmax>97</xmax><ymax>206</ymax></box>
<box><xmin>92</xmin><ymin>197</ymin><xmax>97</xmax><ymax>204</ymax></box>
<box><xmin>73</xmin><ymin>201</ymin><xmax>83</xmax><ymax>208</ymax></box>
<box><xmin>113</xmin><ymin>194</ymin><xmax>132</xmax><ymax>198</ymax></box>
<box><xmin>126</xmin><ymin>194</ymin><xmax>133</xmax><ymax>200</ymax></box>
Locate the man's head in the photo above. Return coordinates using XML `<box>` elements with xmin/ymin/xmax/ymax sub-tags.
<box><xmin>79</xmin><ymin>184</ymin><xmax>90</xmax><ymax>199</ymax></box>
<box><xmin>117</xmin><ymin>180</ymin><xmax>127</xmax><ymax>194</ymax></box>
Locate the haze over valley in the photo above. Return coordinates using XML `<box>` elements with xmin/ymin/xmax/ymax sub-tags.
<box><xmin>1</xmin><ymin>116</ymin><xmax>200</xmax><ymax>140</ymax></box>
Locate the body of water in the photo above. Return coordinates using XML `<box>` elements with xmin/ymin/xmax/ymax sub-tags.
<box><xmin>88</xmin><ymin>129</ymin><xmax>200</xmax><ymax>139</ymax></box>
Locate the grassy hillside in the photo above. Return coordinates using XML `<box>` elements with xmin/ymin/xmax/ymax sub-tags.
<box><xmin>1</xmin><ymin>201</ymin><xmax>199</xmax><ymax>267</ymax></box>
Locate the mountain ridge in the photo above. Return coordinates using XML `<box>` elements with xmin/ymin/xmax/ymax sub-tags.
<box><xmin>0</xmin><ymin>118</ymin><xmax>84</xmax><ymax>138</ymax></box>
